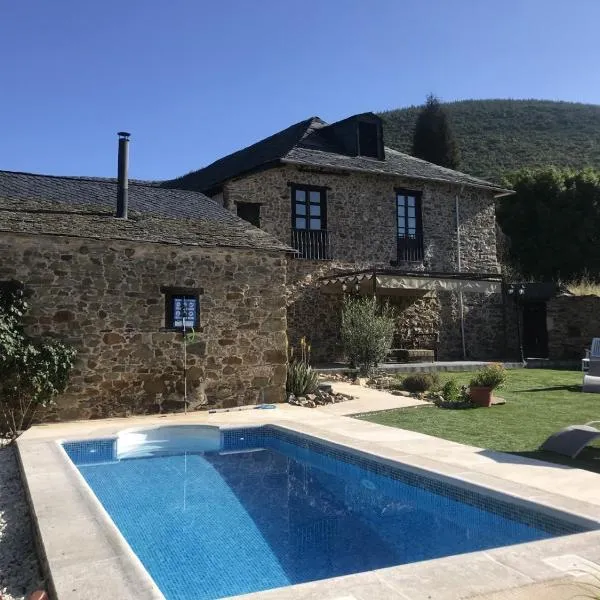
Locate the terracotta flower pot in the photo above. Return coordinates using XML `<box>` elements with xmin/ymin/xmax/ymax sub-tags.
<box><xmin>469</xmin><ymin>386</ymin><xmax>493</xmax><ymax>407</ymax></box>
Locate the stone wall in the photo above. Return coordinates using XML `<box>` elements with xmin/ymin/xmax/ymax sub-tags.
<box><xmin>224</xmin><ymin>164</ymin><xmax>505</xmax><ymax>361</ymax></box>
<box><xmin>0</xmin><ymin>233</ymin><xmax>288</xmax><ymax>420</ymax></box>
<box><xmin>547</xmin><ymin>295</ymin><xmax>600</xmax><ymax>359</ymax></box>
<box><xmin>223</xmin><ymin>164</ymin><xmax>500</xmax><ymax>273</ymax></box>
<box><xmin>286</xmin><ymin>259</ymin><xmax>364</xmax><ymax>362</ymax></box>
<box><xmin>462</xmin><ymin>292</ymin><xmax>507</xmax><ymax>359</ymax></box>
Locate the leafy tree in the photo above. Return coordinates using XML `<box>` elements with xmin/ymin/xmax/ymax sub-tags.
<box><xmin>0</xmin><ymin>282</ymin><xmax>76</xmax><ymax>439</ymax></box>
<box><xmin>411</xmin><ymin>94</ymin><xmax>461</xmax><ymax>169</ymax></box>
<box><xmin>497</xmin><ymin>167</ymin><xmax>600</xmax><ymax>280</ymax></box>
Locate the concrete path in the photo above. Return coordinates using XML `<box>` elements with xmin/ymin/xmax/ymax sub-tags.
<box><xmin>318</xmin><ymin>380</ymin><xmax>426</xmax><ymax>415</ymax></box>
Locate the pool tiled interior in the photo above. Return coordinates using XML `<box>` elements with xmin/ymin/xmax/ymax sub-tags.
<box><xmin>17</xmin><ymin>404</ymin><xmax>600</xmax><ymax>600</ymax></box>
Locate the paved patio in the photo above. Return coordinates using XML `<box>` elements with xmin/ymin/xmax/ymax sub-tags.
<box><xmin>17</xmin><ymin>403</ymin><xmax>600</xmax><ymax>600</ymax></box>
<box><xmin>317</xmin><ymin>380</ymin><xmax>427</xmax><ymax>415</ymax></box>
<box><xmin>316</xmin><ymin>361</ymin><xmax>524</xmax><ymax>374</ymax></box>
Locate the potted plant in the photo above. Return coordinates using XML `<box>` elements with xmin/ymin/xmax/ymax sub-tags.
<box><xmin>468</xmin><ymin>364</ymin><xmax>506</xmax><ymax>407</ymax></box>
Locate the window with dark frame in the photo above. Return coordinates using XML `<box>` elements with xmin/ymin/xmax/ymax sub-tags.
<box><xmin>162</xmin><ymin>287</ymin><xmax>202</xmax><ymax>330</ymax></box>
<box><xmin>236</xmin><ymin>202</ymin><xmax>261</xmax><ymax>228</ymax></box>
<box><xmin>396</xmin><ymin>190</ymin><xmax>424</xmax><ymax>262</ymax></box>
<box><xmin>358</xmin><ymin>121</ymin><xmax>380</xmax><ymax>158</ymax></box>
<box><xmin>292</xmin><ymin>186</ymin><xmax>326</xmax><ymax>231</ymax></box>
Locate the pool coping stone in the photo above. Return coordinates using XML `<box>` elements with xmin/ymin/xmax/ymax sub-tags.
<box><xmin>16</xmin><ymin>405</ymin><xmax>600</xmax><ymax>600</ymax></box>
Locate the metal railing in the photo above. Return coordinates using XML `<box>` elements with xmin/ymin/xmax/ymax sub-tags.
<box><xmin>291</xmin><ymin>229</ymin><xmax>331</xmax><ymax>260</ymax></box>
<box><xmin>397</xmin><ymin>233</ymin><xmax>424</xmax><ymax>263</ymax></box>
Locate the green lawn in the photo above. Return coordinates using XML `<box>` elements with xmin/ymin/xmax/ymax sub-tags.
<box><xmin>357</xmin><ymin>369</ymin><xmax>600</xmax><ymax>473</ymax></box>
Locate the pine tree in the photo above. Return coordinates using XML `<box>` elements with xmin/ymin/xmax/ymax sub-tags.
<box><xmin>412</xmin><ymin>94</ymin><xmax>461</xmax><ymax>169</ymax></box>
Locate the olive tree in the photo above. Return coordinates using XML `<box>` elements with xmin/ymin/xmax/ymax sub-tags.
<box><xmin>340</xmin><ymin>296</ymin><xmax>395</xmax><ymax>376</ymax></box>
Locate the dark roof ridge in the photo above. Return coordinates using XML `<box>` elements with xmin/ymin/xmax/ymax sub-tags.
<box><xmin>0</xmin><ymin>169</ymin><xmax>163</xmax><ymax>188</ymax></box>
<box><xmin>209</xmin><ymin>115</ymin><xmax>325</xmax><ymax>159</ymax></box>
<box><xmin>162</xmin><ymin>111</ymin><xmax>512</xmax><ymax>194</ymax></box>
<box><xmin>162</xmin><ymin>116</ymin><xmax>326</xmax><ymax>191</ymax></box>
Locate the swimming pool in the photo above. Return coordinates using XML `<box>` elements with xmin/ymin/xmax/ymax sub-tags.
<box><xmin>62</xmin><ymin>425</ymin><xmax>591</xmax><ymax>600</ymax></box>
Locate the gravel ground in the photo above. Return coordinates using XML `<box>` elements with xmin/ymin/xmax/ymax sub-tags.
<box><xmin>0</xmin><ymin>443</ymin><xmax>43</xmax><ymax>600</ymax></box>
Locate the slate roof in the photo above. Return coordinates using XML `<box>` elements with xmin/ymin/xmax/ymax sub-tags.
<box><xmin>0</xmin><ymin>171</ymin><xmax>291</xmax><ymax>251</ymax></box>
<box><xmin>165</xmin><ymin>117</ymin><xmax>326</xmax><ymax>193</ymax></box>
<box><xmin>163</xmin><ymin>113</ymin><xmax>511</xmax><ymax>195</ymax></box>
<box><xmin>283</xmin><ymin>146</ymin><xmax>510</xmax><ymax>192</ymax></box>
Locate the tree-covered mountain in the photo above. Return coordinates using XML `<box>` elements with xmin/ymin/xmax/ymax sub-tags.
<box><xmin>379</xmin><ymin>99</ymin><xmax>600</xmax><ymax>183</ymax></box>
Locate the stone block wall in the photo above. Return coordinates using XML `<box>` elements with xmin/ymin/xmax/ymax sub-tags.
<box><xmin>0</xmin><ymin>233</ymin><xmax>288</xmax><ymax>421</ymax></box>
<box><xmin>224</xmin><ymin>164</ymin><xmax>505</xmax><ymax>361</ymax></box>
<box><xmin>286</xmin><ymin>259</ymin><xmax>362</xmax><ymax>362</ymax></box>
<box><xmin>286</xmin><ymin>257</ymin><xmax>505</xmax><ymax>362</ymax></box>
<box><xmin>547</xmin><ymin>295</ymin><xmax>600</xmax><ymax>359</ymax></box>
<box><xmin>223</xmin><ymin>164</ymin><xmax>500</xmax><ymax>273</ymax></box>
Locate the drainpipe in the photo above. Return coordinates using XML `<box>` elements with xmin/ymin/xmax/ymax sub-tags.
<box><xmin>456</xmin><ymin>186</ymin><xmax>467</xmax><ymax>359</ymax></box>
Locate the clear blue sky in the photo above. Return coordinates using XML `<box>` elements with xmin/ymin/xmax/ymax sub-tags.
<box><xmin>2</xmin><ymin>0</ymin><xmax>600</xmax><ymax>180</ymax></box>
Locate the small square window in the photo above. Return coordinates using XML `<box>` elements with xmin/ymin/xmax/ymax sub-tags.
<box><xmin>172</xmin><ymin>296</ymin><xmax>198</xmax><ymax>329</ymax></box>
<box><xmin>161</xmin><ymin>287</ymin><xmax>202</xmax><ymax>330</ymax></box>
<box><xmin>236</xmin><ymin>202</ymin><xmax>260</xmax><ymax>228</ymax></box>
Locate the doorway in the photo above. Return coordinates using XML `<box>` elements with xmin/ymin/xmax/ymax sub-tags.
<box><xmin>522</xmin><ymin>302</ymin><xmax>548</xmax><ymax>358</ymax></box>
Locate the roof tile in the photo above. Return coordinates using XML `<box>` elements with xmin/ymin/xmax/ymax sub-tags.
<box><xmin>0</xmin><ymin>171</ymin><xmax>291</xmax><ymax>252</ymax></box>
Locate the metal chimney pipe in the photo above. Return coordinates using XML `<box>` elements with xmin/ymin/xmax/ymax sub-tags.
<box><xmin>116</xmin><ymin>131</ymin><xmax>130</xmax><ymax>218</ymax></box>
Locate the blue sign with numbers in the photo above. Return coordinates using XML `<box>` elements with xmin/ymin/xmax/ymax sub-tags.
<box><xmin>172</xmin><ymin>296</ymin><xmax>198</xmax><ymax>329</ymax></box>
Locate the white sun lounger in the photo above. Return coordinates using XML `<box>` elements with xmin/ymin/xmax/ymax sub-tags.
<box><xmin>540</xmin><ymin>421</ymin><xmax>600</xmax><ymax>458</ymax></box>
<box><xmin>583</xmin><ymin>338</ymin><xmax>600</xmax><ymax>393</ymax></box>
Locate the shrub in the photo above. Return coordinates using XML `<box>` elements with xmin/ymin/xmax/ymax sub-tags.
<box><xmin>469</xmin><ymin>363</ymin><xmax>506</xmax><ymax>390</ymax></box>
<box><xmin>434</xmin><ymin>379</ymin><xmax>474</xmax><ymax>409</ymax></box>
<box><xmin>441</xmin><ymin>379</ymin><xmax>462</xmax><ymax>403</ymax></box>
<box><xmin>340</xmin><ymin>296</ymin><xmax>395</xmax><ymax>376</ymax></box>
<box><xmin>286</xmin><ymin>337</ymin><xmax>318</xmax><ymax>396</ymax></box>
<box><xmin>402</xmin><ymin>372</ymin><xmax>440</xmax><ymax>393</ymax></box>
<box><xmin>0</xmin><ymin>282</ymin><xmax>76</xmax><ymax>439</ymax></box>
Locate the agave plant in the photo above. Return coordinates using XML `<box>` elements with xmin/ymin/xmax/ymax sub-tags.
<box><xmin>286</xmin><ymin>337</ymin><xmax>318</xmax><ymax>396</ymax></box>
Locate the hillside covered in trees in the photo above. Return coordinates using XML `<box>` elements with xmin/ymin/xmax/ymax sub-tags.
<box><xmin>379</xmin><ymin>99</ymin><xmax>600</xmax><ymax>183</ymax></box>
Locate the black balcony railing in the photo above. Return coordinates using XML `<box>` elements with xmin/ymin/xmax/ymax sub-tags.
<box><xmin>397</xmin><ymin>233</ymin><xmax>424</xmax><ymax>263</ymax></box>
<box><xmin>291</xmin><ymin>229</ymin><xmax>331</xmax><ymax>260</ymax></box>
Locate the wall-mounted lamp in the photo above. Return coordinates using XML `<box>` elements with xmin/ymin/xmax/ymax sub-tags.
<box><xmin>507</xmin><ymin>283</ymin><xmax>526</xmax><ymax>297</ymax></box>
<box><xmin>506</xmin><ymin>283</ymin><xmax>526</xmax><ymax>363</ymax></box>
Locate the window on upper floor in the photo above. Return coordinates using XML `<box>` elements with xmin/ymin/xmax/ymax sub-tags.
<box><xmin>396</xmin><ymin>190</ymin><xmax>424</xmax><ymax>263</ymax></box>
<box><xmin>292</xmin><ymin>186</ymin><xmax>327</xmax><ymax>231</ymax></box>
<box><xmin>290</xmin><ymin>185</ymin><xmax>331</xmax><ymax>260</ymax></box>
<box><xmin>358</xmin><ymin>121</ymin><xmax>380</xmax><ymax>158</ymax></box>
<box><xmin>236</xmin><ymin>202</ymin><xmax>261</xmax><ymax>228</ymax></box>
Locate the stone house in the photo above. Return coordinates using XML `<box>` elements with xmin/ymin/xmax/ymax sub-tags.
<box><xmin>164</xmin><ymin>113</ymin><xmax>514</xmax><ymax>361</ymax></box>
<box><xmin>0</xmin><ymin>162</ymin><xmax>290</xmax><ymax>420</ymax></box>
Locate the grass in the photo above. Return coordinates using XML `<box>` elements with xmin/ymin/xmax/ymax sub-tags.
<box><xmin>565</xmin><ymin>276</ymin><xmax>600</xmax><ymax>297</ymax></box>
<box><xmin>357</xmin><ymin>369</ymin><xmax>600</xmax><ymax>473</ymax></box>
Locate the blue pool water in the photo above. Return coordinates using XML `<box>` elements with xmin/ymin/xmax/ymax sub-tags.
<box><xmin>63</xmin><ymin>427</ymin><xmax>586</xmax><ymax>600</ymax></box>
